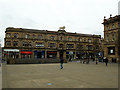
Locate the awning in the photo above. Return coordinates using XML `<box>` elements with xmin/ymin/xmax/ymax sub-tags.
<box><xmin>4</xmin><ymin>49</ymin><xmax>19</xmax><ymax>52</ymax></box>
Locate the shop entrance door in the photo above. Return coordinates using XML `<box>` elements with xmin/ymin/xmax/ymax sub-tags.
<box><xmin>60</xmin><ymin>51</ymin><xmax>63</xmax><ymax>58</ymax></box>
<box><xmin>37</xmin><ymin>52</ymin><xmax>42</xmax><ymax>58</ymax></box>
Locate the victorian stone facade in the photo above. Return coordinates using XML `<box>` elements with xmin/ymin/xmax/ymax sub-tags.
<box><xmin>4</xmin><ymin>27</ymin><xmax>102</xmax><ymax>61</ymax></box>
<box><xmin>102</xmin><ymin>15</ymin><xmax>120</xmax><ymax>62</ymax></box>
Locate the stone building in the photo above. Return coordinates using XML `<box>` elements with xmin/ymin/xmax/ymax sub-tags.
<box><xmin>102</xmin><ymin>15</ymin><xmax>120</xmax><ymax>62</ymax></box>
<box><xmin>4</xmin><ymin>27</ymin><xmax>102</xmax><ymax>61</ymax></box>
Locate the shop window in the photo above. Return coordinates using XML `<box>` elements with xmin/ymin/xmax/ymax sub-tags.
<box><xmin>13</xmin><ymin>41</ymin><xmax>18</xmax><ymax>46</ymax></box>
<box><xmin>6</xmin><ymin>33</ymin><xmax>11</xmax><ymax>38</ymax></box>
<box><xmin>14</xmin><ymin>33</ymin><xmax>18</xmax><ymax>38</ymax></box>
<box><xmin>67</xmin><ymin>44</ymin><xmax>74</xmax><ymax>49</ymax></box>
<box><xmin>48</xmin><ymin>43</ymin><xmax>56</xmax><ymax>48</ymax></box>
<box><xmin>47</xmin><ymin>51</ymin><xmax>57</xmax><ymax>58</ymax></box>
<box><xmin>6</xmin><ymin>41</ymin><xmax>11</xmax><ymax>46</ymax></box>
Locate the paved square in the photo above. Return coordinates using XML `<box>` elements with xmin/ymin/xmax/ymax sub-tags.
<box><xmin>2</xmin><ymin>62</ymin><xmax>118</xmax><ymax>88</ymax></box>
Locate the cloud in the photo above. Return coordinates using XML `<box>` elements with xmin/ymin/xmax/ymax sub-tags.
<box><xmin>0</xmin><ymin>0</ymin><xmax>119</xmax><ymax>47</ymax></box>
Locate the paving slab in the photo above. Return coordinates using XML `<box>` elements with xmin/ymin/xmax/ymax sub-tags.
<box><xmin>2</xmin><ymin>62</ymin><xmax>118</xmax><ymax>88</ymax></box>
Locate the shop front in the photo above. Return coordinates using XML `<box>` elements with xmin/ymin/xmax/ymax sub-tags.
<box><xmin>21</xmin><ymin>50</ymin><xmax>32</xmax><ymax>59</ymax></box>
<box><xmin>47</xmin><ymin>51</ymin><xmax>57</xmax><ymax>58</ymax></box>
<box><xmin>34</xmin><ymin>50</ymin><xmax>45</xmax><ymax>59</ymax></box>
<box><xmin>4</xmin><ymin>49</ymin><xmax>19</xmax><ymax>59</ymax></box>
<box><xmin>76</xmin><ymin>51</ymin><xmax>85</xmax><ymax>59</ymax></box>
<box><xmin>66</xmin><ymin>51</ymin><xmax>75</xmax><ymax>61</ymax></box>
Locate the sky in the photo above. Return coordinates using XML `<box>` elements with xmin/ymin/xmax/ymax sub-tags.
<box><xmin>0</xmin><ymin>0</ymin><xmax>119</xmax><ymax>47</ymax></box>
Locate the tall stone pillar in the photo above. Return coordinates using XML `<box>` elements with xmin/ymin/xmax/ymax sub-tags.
<box><xmin>45</xmin><ymin>50</ymin><xmax>47</xmax><ymax>58</ymax></box>
<box><xmin>57</xmin><ymin>51</ymin><xmax>59</xmax><ymax>58</ymax></box>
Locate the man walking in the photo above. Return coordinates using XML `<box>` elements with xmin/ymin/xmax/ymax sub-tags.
<box><xmin>104</xmin><ymin>57</ymin><xmax>108</xmax><ymax>66</ymax></box>
<box><xmin>60</xmin><ymin>57</ymin><xmax>64</xmax><ymax>69</ymax></box>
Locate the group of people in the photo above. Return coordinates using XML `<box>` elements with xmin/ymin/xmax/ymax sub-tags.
<box><xmin>60</xmin><ymin>56</ymin><xmax>109</xmax><ymax>69</ymax></box>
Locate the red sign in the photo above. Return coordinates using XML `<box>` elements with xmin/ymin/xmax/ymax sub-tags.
<box><xmin>21</xmin><ymin>51</ymin><xmax>32</xmax><ymax>54</ymax></box>
<box><xmin>47</xmin><ymin>51</ymin><xmax>56</xmax><ymax>54</ymax></box>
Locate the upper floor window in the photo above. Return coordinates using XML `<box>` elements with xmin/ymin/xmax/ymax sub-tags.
<box><xmin>6</xmin><ymin>33</ymin><xmax>11</xmax><ymax>38</ymax></box>
<box><xmin>88</xmin><ymin>39</ymin><xmax>92</xmax><ymax>43</ymax></box>
<box><xmin>14</xmin><ymin>33</ymin><xmax>18</xmax><ymax>38</ymax></box>
<box><xmin>67</xmin><ymin>44</ymin><xmax>74</xmax><ymax>49</ymax></box>
<box><xmin>33</xmin><ymin>34</ymin><xmax>36</xmax><ymax>38</ymax></box>
<box><xmin>36</xmin><ymin>42</ymin><xmax>44</xmax><ymax>47</ymax></box>
<box><xmin>50</xmin><ymin>36</ymin><xmax>55</xmax><ymax>40</ymax></box>
<box><xmin>106</xmin><ymin>25</ymin><xmax>109</xmax><ymax>30</ymax></box>
<box><xmin>112</xmin><ymin>23</ymin><xmax>115</xmax><ymax>29</ymax></box>
<box><xmin>60</xmin><ymin>36</ymin><xmax>63</xmax><ymax>40</ymax></box>
<box><xmin>25</xmin><ymin>34</ymin><xmax>30</xmax><ymax>38</ymax></box>
<box><xmin>79</xmin><ymin>38</ymin><xmax>82</xmax><ymax>42</ymax></box>
<box><xmin>118</xmin><ymin>22</ymin><xmax>120</xmax><ymax>28</ymax></box>
<box><xmin>87</xmin><ymin>45</ymin><xmax>93</xmax><ymax>50</ymax></box>
<box><xmin>38</xmin><ymin>35</ymin><xmax>43</xmax><ymax>39</ymax></box>
<box><xmin>112</xmin><ymin>33</ymin><xmax>116</xmax><ymax>41</ymax></box>
<box><xmin>68</xmin><ymin>37</ymin><xmax>72</xmax><ymax>41</ymax></box>
<box><xmin>13</xmin><ymin>41</ymin><xmax>18</xmax><ymax>46</ymax></box>
<box><xmin>6</xmin><ymin>41</ymin><xmax>11</xmax><ymax>46</ymax></box>
<box><xmin>59</xmin><ymin>44</ymin><xmax>63</xmax><ymax>48</ymax></box>
<box><xmin>48</xmin><ymin>43</ymin><xmax>56</xmax><ymax>48</ymax></box>
<box><xmin>106</xmin><ymin>34</ymin><xmax>109</xmax><ymax>42</ymax></box>
<box><xmin>22</xmin><ymin>41</ymin><xmax>32</xmax><ymax>47</ymax></box>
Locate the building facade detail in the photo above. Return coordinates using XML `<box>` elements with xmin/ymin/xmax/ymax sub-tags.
<box><xmin>4</xmin><ymin>27</ymin><xmax>102</xmax><ymax>61</ymax></box>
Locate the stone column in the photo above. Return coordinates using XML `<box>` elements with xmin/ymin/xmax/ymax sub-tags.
<box><xmin>57</xmin><ymin>51</ymin><xmax>59</xmax><ymax>58</ymax></box>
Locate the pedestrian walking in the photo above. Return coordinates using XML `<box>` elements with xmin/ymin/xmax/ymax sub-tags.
<box><xmin>104</xmin><ymin>57</ymin><xmax>108</xmax><ymax>66</ymax></box>
<box><xmin>60</xmin><ymin>57</ymin><xmax>64</xmax><ymax>69</ymax></box>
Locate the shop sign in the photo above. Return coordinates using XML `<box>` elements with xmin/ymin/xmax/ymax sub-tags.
<box><xmin>21</xmin><ymin>51</ymin><xmax>32</xmax><ymax>54</ymax></box>
<box><xmin>4</xmin><ymin>49</ymin><xmax>19</xmax><ymax>52</ymax></box>
<box><xmin>47</xmin><ymin>51</ymin><xmax>56</xmax><ymax>54</ymax></box>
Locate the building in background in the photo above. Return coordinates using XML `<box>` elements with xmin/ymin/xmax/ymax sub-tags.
<box><xmin>102</xmin><ymin>15</ymin><xmax>120</xmax><ymax>62</ymax></box>
<box><xmin>4</xmin><ymin>27</ymin><xmax>102</xmax><ymax>62</ymax></box>
<box><xmin>118</xmin><ymin>1</ymin><xmax>120</xmax><ymax>15</ymax></box>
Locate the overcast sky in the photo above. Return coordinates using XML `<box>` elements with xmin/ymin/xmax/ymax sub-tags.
<box><xmin>0</xmin><ymin>0</ymin><xmax>119</xmax><ymax>47</ymax></box>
